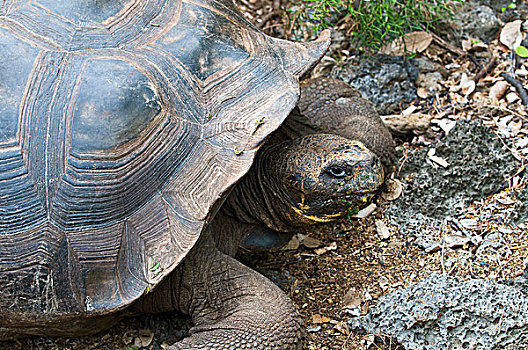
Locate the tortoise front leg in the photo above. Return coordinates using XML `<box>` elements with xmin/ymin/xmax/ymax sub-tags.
<box><xmin>136</xmin><ymin>243</ymin><xmax>303</xmax><ymax>349</ymax></box>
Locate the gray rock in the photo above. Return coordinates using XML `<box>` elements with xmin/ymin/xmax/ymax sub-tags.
<box><xmin>385</xmin><ymin>119</ymin><xmax>525</xmax><ymax>240</ymax></box>
<box><xmin>330</xmin><ymin>55</ymin><xmax>419</xmax><ymax>114</ymax></box>
<box><xmin>437</xmin><ymin>1</ymin><xmax>500</xmax><ymax>44</ymax></box>
<box><xmin>349</xmin><ymin>273</ymin><xmax>528</xmax><ymax>350</ymax></box>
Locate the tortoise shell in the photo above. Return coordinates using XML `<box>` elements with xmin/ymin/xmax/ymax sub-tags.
<box><xmin>0</xmin><ymin>0</ymin><xmax>327</xmax><ymax>325</ymax></box>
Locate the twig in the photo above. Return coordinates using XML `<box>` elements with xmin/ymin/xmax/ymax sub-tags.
<box><xmin>500</xmin><ymin>73</ymin><xmax>528</xmax><ymax>106</ymax></box>
<box><xmin>431</xmin><ymin>32</ymin><xmax>465</xmax><ymax>57</ymax></box>
<box><xmin>473</xmin><ymin>57</ymin><xmax>496</xmax><ymax>82</ymax></box>
<box><xmin>496</xmin><ymin>313</ymin><xmax>504</xmax><ymax>336</ymax></box>
<box><xmin>440</xmin><ymin>238</ymin><xmax>446</xmax><ymax>274</ymax></box>
<box><xmin>466</xmin><ymin>53</ymin><xmax>482</xmax><ymax>70</ymax></box>
<box><xmin>492</xmin><ymin>130</ymin><xmax>522</xmax><ymax>161</ymax></box>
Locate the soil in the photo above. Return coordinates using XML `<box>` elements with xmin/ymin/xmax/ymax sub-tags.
<box><xmin>2</xmin><ymin>1</ymin><xmax>528</xmax><ymax>349</ymax></box>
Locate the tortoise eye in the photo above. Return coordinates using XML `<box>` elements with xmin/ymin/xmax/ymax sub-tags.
<box><xmin>325</xmin><ymin>166</ymin><xmax>347</xmax><ymax>178</ymax></box>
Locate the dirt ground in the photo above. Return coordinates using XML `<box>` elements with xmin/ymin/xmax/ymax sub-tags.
<box><xmin>2</xmin><ymin>1</ymin><xmax>528</xmax><ymax>349</ymax></box>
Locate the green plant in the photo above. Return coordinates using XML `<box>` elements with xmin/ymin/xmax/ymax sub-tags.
<box><xmin>290</xmin><ymin>0</ymin><xmax>464</xmax><ymax>54</ymax></box>
<box><xmin>501</xmin><ymin>1</ymin><xmax>517</xmax><ymax>12</ymax></box>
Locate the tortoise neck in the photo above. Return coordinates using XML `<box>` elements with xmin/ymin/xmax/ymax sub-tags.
<box><xmin>220</xmin><ymin>145</ymin><xmax>302</xmax><ymax>233</ymax></box>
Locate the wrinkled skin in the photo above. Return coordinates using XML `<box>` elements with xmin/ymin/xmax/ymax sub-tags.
<box><xmin>223</xmin><ymin>134</ymin><xmax>383</xmax><ymax>233</ymax></box>
<box><xmin>134</xmin><ymin>132</ymin><xmax>384</xmax><ymax>350</ymax></box>
<box><xmin>141</xmin><ymin>78</ymin><xmax>391</xmax><ymax>349</ymax></box>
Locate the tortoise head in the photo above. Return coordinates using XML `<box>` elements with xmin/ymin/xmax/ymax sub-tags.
<box><xmin>259</xmin><ymin>134</ymin><xmax>384</xmax><ymax>230</ymax></box>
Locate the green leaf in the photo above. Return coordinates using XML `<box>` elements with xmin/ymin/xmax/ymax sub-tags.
<box><xmin>516</xmin><ymin>45</ymin><xmax>528</xmax><ymax>58</ymax></box>
<box><xmin>508</xmin><ymin>2</ymin><xmax>517</xmax><ymax>9</ymax></box>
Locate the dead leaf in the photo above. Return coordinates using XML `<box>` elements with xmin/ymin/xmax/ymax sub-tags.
<box><xmin>380</xmin><ymin>31</ymin><xmax>433</xmax><ymax>56</ymax></box>
<box><xmin>334</xmin><ymin>321</ymin><xmax>350</xmax><ymax>335</ymax></box>
<box><xmin>427</xmin><ymin>148</ymin><xmax>449</xmax><ymax>167</ymax></box>
<box><xmin>297</xmin><ymin>234</ymin><xmax>322</xmax><ymax>249</ymax></box>
<box><xmin>516</xmin><ymin>68</ymin><xmax>528</xmax><ymax>77</ymax></box>
<box><xmin>134</xmin><ymin>329</ymin><xmax>154</xmax><ymax>348</ymax></box>
<box><xmin>375</xmin><ymin>220</ymin><xmax>391</xmax><ymax>240</ymax></box>
<box><xmin>417</xmin><ymin>87</ymin><xmax>429</xmax><ymax>99</ymax></box>
<box><xmin>314</xmin><ymin>241</ymin><xmax>337</xmax><ymax>255</ymax></box>
<box><xmin>312</xmin><ymin>314</ymin><xmax>331</xmax><ymax>324</ymax></box>
<box><xmin>343</xmin><ymin>287</ymin><xmax>363</xmax><ymax>308</ymax></box>
<box><xmin>459</xmin><ymin>73</ymin><xmax>476</xmax><ymax>96</ymax></box>
<box><xmin>402</xmin><ymin>105</ymin><xmax>418</xmax><ymax>116</ymax></box>
<box><xmin>282</xmin><ymin>235</ymin><xmax>300</xmax><ymax>250</ymax></box>
<box><xmin>362</xmin><ymin>334</ymin><xmax>376</xmax><ymax>347</ymax></box>
<box><xmin>462</xmin><ymin>38</ymin><xmax>488</xmax><ymax>52</ymax></box>
<box><xmin>489</xmin><ymin>80</ymin><xmax>510</xmax><ymax>100</ymax></box>
<box><xmin>122</xmin><ymin>331</ymin><xmax>135</xmax><ymax>346</ymax></box>
<box><xmin>500</xmin><ymin>20</ymin><xmax>524</xmax><ymax>50</ymax></box>
<box><xmin>496</xmin><ymin>197</ymin><xmax>516</xmax><ymax>205</ymax></box>
<box><xmin>506</xmin><ymin>92</ymin><xmax>520</xmax><ymax>104</ymax></box>
<box><xmin>459</xmin><ymin>218</ymin><xmax>479</xmax><ymax>229</ymax></box>
<box><xmin>352</xmin><ymin>203</ymin><xmax>377</xmax><ymax>218</ymax></box>
<box><xmin>381</xmin><ymin>178</ymin><xmax>403</xmax><ymax>201</ymax></box>
<box><xmin>498</xmin><ymin>115</ymin><xmax>522</xmax><ymax>137</ymax></box>
<box><xmin>509</xmin><ymin>120</ymin><xmax>522</xmax><ymax>136</ymax></box>
<box><xmin>498</xmin><ymin>226</ymin><xmax>514</xmax><ymax>234</ymax></box>
<box><xmin>443</xmin><ymin>235</ymin><xmax>471</xmax><ymax>249</ymax></box>
<box><xmin>516</xmin><ymin>137</ymin><xmax>528</xmax><ymax>149</ymax></box>
<box><xmin>432</xmin><ymin>118</ymin><xmax>457</xmax><ymax>135</ymax></box>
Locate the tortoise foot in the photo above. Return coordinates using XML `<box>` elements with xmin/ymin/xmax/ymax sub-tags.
<box><xmin>159</xmin><ymin>246</ymin><xmax>303</xmax><ymax>349</ymax></box>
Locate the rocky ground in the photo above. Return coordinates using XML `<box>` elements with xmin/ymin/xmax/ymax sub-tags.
<box><xmin>2</xmin><ymin>0</ymin><xmax>528</xmax><ymax>349</ymax></box>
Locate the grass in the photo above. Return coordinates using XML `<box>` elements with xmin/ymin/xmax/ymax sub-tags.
<box><xmin>290</xmin><ymin>0</ymin><xmax>464</xmax><ymax>54</ymax></box>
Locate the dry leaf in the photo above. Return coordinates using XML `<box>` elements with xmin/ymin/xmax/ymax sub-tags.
<box><xmin>122</xmin><ymin>331</ymin><xmax>135</xmax><ymax>346</ymax></box>
<box><xmin>314</xmin><ymin>241</ymin><xmax>337</xmax><ymax>255</ymax></box>
<box><xmin>516</xmin><ymin>137</ymin><xmax>528</xmax><ymax>148</ymax></box>
<box><xmin>353</xmin><ymin>203</ymin><xmax>377</xmax><ymax>218</ymax></box>
<box><xmin>459</xmin><ymin>73</ymin><xmax>476</xmax><ymax>96</ymax></box>
<box><xmin>427</xmin><ymin>148</ymin><xmax>449</xmax><ymax>167</ymax></box>
<box><xmin>500</xmin><ymin>20</ymin><xmax>524</xmax><ymax>50</ymax></box>
<box><xmin>462</xmin><ymin>38</ymin><xmax>488</xmax><ymax>52</ymax></box>
<box><xmin>443</xmin><ymin>235</ymin><xmax>471</xmax><ymax>249</ymax></box>
<box><xmin>497</xmin><ymin>197</ymin><xmax>516</xmax><ymax>205</ymax></box>
<box><xmin>297</xmin><ymin>234</ymin><xmax>322</xmax><ymax>249</ymax></box>
<box><xmin>459</xmin><ymin>218</ymin><xmax>478</xmax><ymax>229</ymax></box>
<box><xmin>381</xmin><ymin>178</ymin><xmax>403</xmax><ymax>201</ymax></box>
<box><xmin>282</xmin><ymin>235</ymin><xmax>300</xmax><ymax>250</ymax></box>
<box><xmin>516</xmin><ymin>68</ymin><xmax>528</xmax><ymax>77</ymax></box>
<box><xmin>343</xmin><ymin>288</ymin><xmax>363</xmax><ymax>308</ymax></box>
<box><xmin>334</xmin><ymin>321</ymin><xmax>350</xmax><ymax>335</ymax></box>
<box><xmin>312</xmin><ymin>314</ymin><xmax>331</xmax><ymax>324</ymax></box>
<box><xmin>509</xmin><ymin>120</ymin><xmax>522</xmax><ymax>136</ymax></box>
<box><xmin>498</xmin><ymin>226</ymin><xmax>514</xmax><ymax>234</ymax></box>
<box><xmin>134</xmin><ymin>329</ymin><xmax>154</xmax><ymax>348</ymax></box>
<box><xmin>432</xmin><ymin>118</ymin><xmax>457</xmax><ymax>135</ymax></box>
<box><xmin>506</xmin><ymin>92</ymin><xmax>520</xmax><ymax>103</ymax></box>
<box><xmin>489</xmin><ymin>80</ymin><xmax>510</xmax><ymax>100</ymax></box>
<box><xmin>417</xmin><ymin>87</ymin><xmax>429</xmax><ymax>98</ymax></box>
<box><xmin>375</xmin><ymin>220</ymin><xmax>391</xmax><ymax>240</ymax></box>
<box><xmin>307</xmin><ymin>325</ymin><xmax>321</xmax><ymax>333</ymax></box>
<box><xmin>402</xmin><ymin>105</ymin><xmax>418</xmax><ymax>116</ymax></box>
<box><xmin>380</xmin><ymin>31</ymin><xmax>433</xmax><ymax>56</ymax></box>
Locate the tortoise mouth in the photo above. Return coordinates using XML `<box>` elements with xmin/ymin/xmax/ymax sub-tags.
<box><xmin>296</xmin><ymin>190</ymin><xmax>380</xmax><ymax>222</ymax></box>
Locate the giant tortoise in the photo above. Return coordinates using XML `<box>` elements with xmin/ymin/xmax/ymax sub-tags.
<box><xmin>0</xmin><ymin>0</ymin><xmax>391</xmax><ymax>348</ymax></box>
